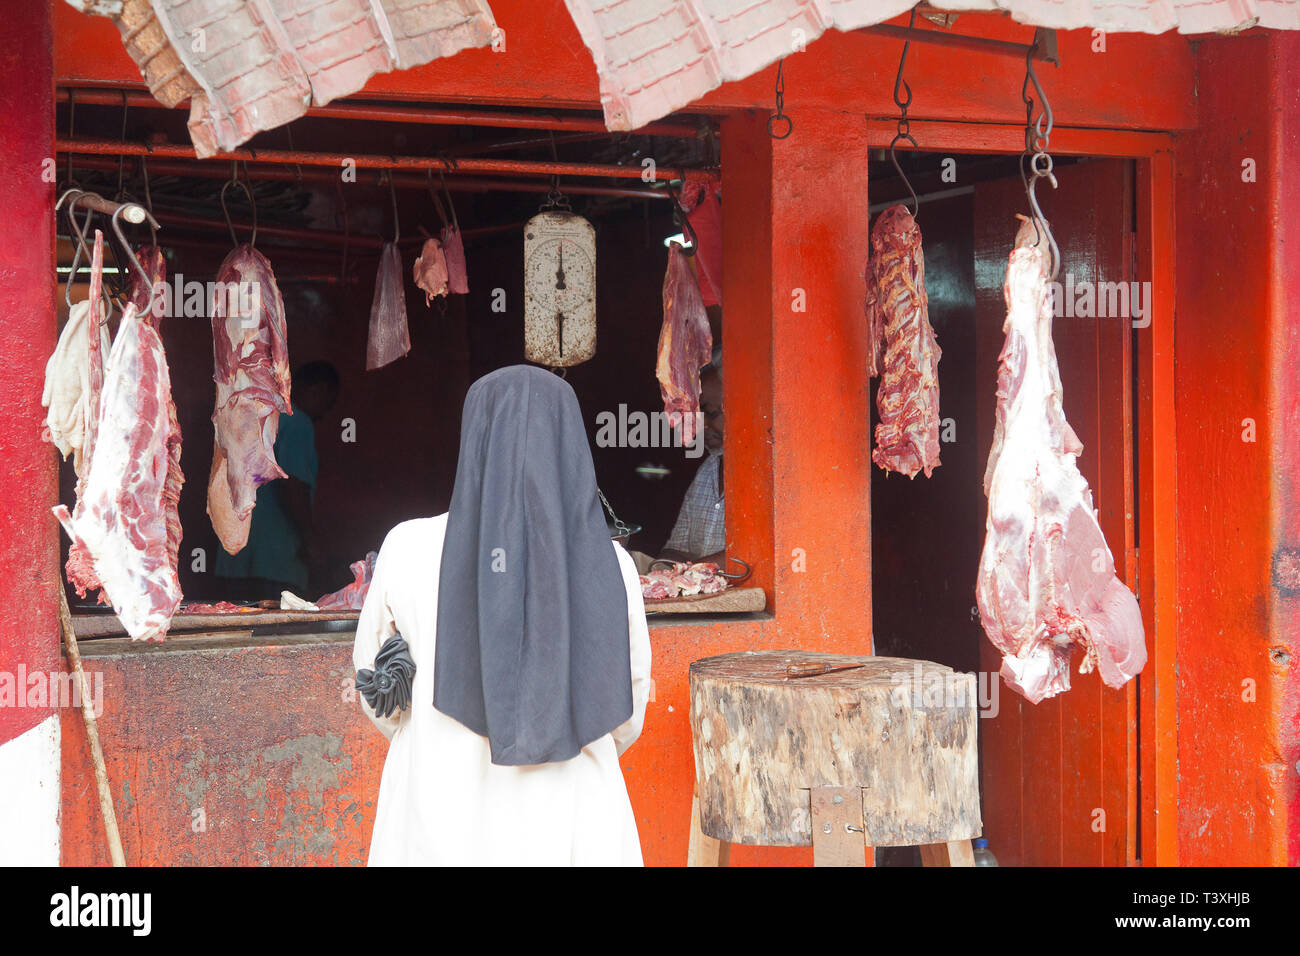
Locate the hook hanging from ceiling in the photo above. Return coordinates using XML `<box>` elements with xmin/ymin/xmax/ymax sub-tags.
<box><xmin>111</xmin><ymin>201</ymin><xmax>161</xmax><ymax>292</ymax></box>
<box><xmin>768</xmin><ymin>59</ymin><xmax>792</xmax><ymax>139</ymax></box>
<box><xmin>220</xmin><ymin>160</ymin><xmax>257</xmax><ymax>248</ymax></box>
<box><xmin>139</xmin><ymin>154</ymin><xmax>158</xmax><ymax>247</ymax></box>
<box><xmin>57</xmin><ymin>189</ymin><xmax>94</xmax><ymax>310</ymax></box>
<box><xmin>387</xmin><ymin>167</ymin><xmax>400</xmax><ymax>243</ymax></box>
<box><xmin>115</xmin><ymin>89</ymin><xmax>130</xmax><ymax>201</ymax></box>
<box><xmin>888</xmin><ymin>6</ymin><xmax>921</xmax><ymax>219</ymax></box>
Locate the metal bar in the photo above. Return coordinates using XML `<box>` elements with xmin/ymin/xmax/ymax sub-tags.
<box><xmin>65</xmin><ymin>154</ymin><xmax>674</xmax><ymax>200</ymax></box>
<box><xmin>442</xmin><ymin>130</ymin><xmax>610</xmax><ymax>157</ymax></box>
<box><xmin>57</xmin><ymin>87</ymin><xmax>707</xmax><ymax>138</ymax></box>
<box><xmin>860</xmin><ymin>23</ymin><xmax>1059</xmax><ymax>66</ymax></box>
<box><xmin>868</xmin><ymin>184</ymin><xmax>973</xmax><ymax>215</ymax></box>
<box><xmin>57</xmin><ymin>136</ymin><xmax>710</xmax><ymax>183</ymax></box>
<box><xmin>150</xmin><ymin>209</ymin><xmax>383</xmax><ymax>249</ymax></box>
<box><xmin>150</xmin><ymin>209</ymin><xmax>528</xmax><ymax>251</ymax></box>
<box><xmin>61</xmin><ymin>189</ymin><xmax>146</xmax><ymax>223</ymax></box>
<box><xmin>863</xmin><ymin>120</ymin><xmax>1175</xmax><ymax>158</ymax></box>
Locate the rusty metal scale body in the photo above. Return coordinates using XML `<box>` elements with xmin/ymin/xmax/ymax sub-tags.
<box><xmin>688</xmin><ymin>650</ymin><xmax>982</xmax><ymax>866</ymax></box>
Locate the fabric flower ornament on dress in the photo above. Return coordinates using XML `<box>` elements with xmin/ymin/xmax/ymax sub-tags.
<box><xmin>356</xmin><ymin>634</ymin><xmax>417</xmax><ymax>719</ymax></box>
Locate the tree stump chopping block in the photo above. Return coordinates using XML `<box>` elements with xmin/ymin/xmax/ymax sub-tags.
<box><xmin>689</xmin><ymin>650</ymin><xmax>981</xmax><ymax>857</ymax></box>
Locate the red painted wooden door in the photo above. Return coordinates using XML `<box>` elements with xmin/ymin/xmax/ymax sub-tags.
<box><xmin>974</xmin><ymin>160</ymin><xmax>1139</xmax><ymax>866</ymax></box>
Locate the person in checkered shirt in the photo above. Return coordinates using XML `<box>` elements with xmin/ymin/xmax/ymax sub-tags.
<box><xmin>661</xmin><ymin>364</ymin><xmax>724</xmax><ymax>563</ymax></box>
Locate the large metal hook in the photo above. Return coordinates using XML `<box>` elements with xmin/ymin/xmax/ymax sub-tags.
<box><xmin>1024</xmin><ymin>42</ymin><xmax>1054</xmax><ymax>153</ymax></box>
<box><xmin>888</xmin><ymin>132</ymin><xmax>920</xmax><ymax>219</ymax></box>
<box><xmin>111</xmin><ymin>202</ymin><xmax>161</xmax><ymax>293</ymax></box>
<box><xmin>57</xmin><ymin>189</ymin><xmax>93</xmax><ymax>310</ymax></box>
<box><xmin>220</xmin><ymin>162</ymin><xmax>257</xmax><ymax>248</ymax></box>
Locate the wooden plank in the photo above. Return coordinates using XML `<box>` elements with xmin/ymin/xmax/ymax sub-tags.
<box><xmin>73</xmin><ymin>609</ymin><xmax>360</xmax><ymax>638</ymax></box>
<box><xmin>920</xmin><ymin>839</ymin><xmax>975</xmax><ymax>867</ymax></box>
<box><xmin>810</xmin><ymin>786</ymin><xmax>866</xmax><ymax>867</ymax></box>
<box><xmin>643</xmin><ymin>586</ymin><xmax>766</xmax><ymax>614</ymax></box>
<box><xmin>687</xmin><ymin>791</ymin><xmax>729</xmax><ymax>867</ymax></box>
<box><xmin>1095</xmin><ymin>160</ymin><xmax>1139</xmax><ymax>868</ymax></box>
<box><xmin>1140</xmin><ymin>150</ymin><xmax>1179</xmax><ymax>866</ymax></box>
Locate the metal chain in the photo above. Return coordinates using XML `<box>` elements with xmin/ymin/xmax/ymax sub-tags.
<box><xmin>888</xmin><ymin>7</ymin><xmax>920</xmax><ymax>217</ymax></box>
<box><xmin>1020</xmin><ymin>39</ymin><xmax>1060</xmax><ymax>279</ymax></box>
<box><xmin>768</xmin><ymin>59</ymin><xmax>792</xmax><ymax>139</ymax></box>
<box><xmin>597</xmin><ymin>487</ymin><xmax>630</xmax><ymax>536</ymax></box>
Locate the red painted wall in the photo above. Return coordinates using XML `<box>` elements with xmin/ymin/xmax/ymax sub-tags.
<box><xmin>1266</xmin><ymin>36</ymin><xmax>1300</xmax><ymax>868</ymax></box>
<box><xmin>1173</xmin><ymin>33</ymin><xmax>1297</xmax><ymax>866</ymax></box>
<box><xmin>0</xmin><ymin>0</ymin><xmax>58</xmax><ymax>748</ymax></box>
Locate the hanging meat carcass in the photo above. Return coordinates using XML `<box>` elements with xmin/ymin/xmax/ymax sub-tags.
<box><xmin>413</xmin><ymin>236</ymin><xmax>450</xmax><ymax>304</ymax></box>
<box><xmin>54</xmin><ymin>231</ymin><xmax>111</xmax><ymax>602</ymax></box>
<box><xmin>441</xmin><ymin>224</ymin><xmax>469</xmax><ymax>295</ymax></box>
<box><xmin>367</xmin><ymin>242</ymin><xmax>412</xmax><ymax>370</ymax></box>
<box><xmin>207</xmin><ymin>245</ymin><xmax>292</xmax><ymax>554</ymax></box>
<box><xmin>976</xmin><ymin>216</ymin><xmax>1147</xmax><ymax>703</ymax></box>
<box><xmin>315</xmin><ymin>552</ymin><xmax>379</xmax><ymax>610</ymax></box>
<box><xmin>867</xmin><ymin>204</ymin><xmax>941</xmax><ymax>478</ymax></box>
<box><xmin>130</xmin><ymin>245</ymin><xmax>184</xmax><ymax>586</ymax></box>
<box><xmin>656</xmin><ymin>242</ymin><xmax>713</xmax><ymax>448</ymax></box>
<box><xmin>53</xmin><ymin>300</ymin><xmax>183</xmax><ymax>642</ymax></box>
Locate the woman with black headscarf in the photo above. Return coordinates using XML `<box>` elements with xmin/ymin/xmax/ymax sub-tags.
<box><xmin>352</xmin><ymin>365</ymin><xmax>652</xmax><ymax>865</ymax></box>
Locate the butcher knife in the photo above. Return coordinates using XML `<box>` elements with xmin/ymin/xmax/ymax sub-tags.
<box><xmin>785</xmin><ymin>661</ymin><xmax>867</xmax><ymax>679</ymax></box>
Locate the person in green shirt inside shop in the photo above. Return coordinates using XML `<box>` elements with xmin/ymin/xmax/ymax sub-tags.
<box><xmin>215</xmin><ymin>361</ymin><xmax>340</xmax><ymax>602</ymax></box>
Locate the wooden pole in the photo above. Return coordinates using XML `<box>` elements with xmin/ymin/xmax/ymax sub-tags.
<box><xmin>56</xmin><ymin>585</ymin><xmax>125</xmax><ymax>867</ymax></box>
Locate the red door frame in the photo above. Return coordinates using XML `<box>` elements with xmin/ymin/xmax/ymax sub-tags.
<box><xmin>865</xmin><ymin>119</ymin><xmax>1178</xmax><ymax>867</ymax></box>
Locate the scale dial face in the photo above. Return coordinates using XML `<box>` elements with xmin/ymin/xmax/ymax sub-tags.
<box><xmin>523</xmin><ymin>211</ymin><xmax>596</xmax><ymax>367</ymax></box>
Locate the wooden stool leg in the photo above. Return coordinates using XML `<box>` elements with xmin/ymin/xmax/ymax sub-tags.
<box><xmin>919</xmin><ymin>839</ymin><xmax>975</xmax><ymax>867</ymax></box>
<box><xmin>687</xmin><ymin>791</ymin><xmax>730</xmax><ymax>866</ymax></box>
<box><xmin>810</xmin><ymin>786</ymin><xmax>867</xmax><ymax>867</ymax></box>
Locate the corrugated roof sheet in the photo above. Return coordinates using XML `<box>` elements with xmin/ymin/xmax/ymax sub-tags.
<box><xmin>79</xmin><ymin>0</ymin><xmax>498</xmax><ymax>157</ymax></box>
<box><xmin>563</xmin><ymin>0</ymin><xmax>1300</xmax><ymax>131</ymax></box>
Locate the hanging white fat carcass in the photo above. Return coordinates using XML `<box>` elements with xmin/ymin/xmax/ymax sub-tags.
<box><xmin>976</xmin><ymin>215</ymin><xmax>1147</xmax><ymax>703</ymax></box>
<box><xmin>54</xmin><ymin>302</ymin><xmax>183</xmax><ymax>642</ymax></box>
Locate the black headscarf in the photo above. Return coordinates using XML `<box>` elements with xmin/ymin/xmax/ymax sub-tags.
<box><xmin>433</xmin><ymin>365</ymin><xmax>632</xmax><ymax>766</ymax></box>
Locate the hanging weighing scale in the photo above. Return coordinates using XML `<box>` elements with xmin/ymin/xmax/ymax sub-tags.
<box><xmin>523</xmin><ymin>186</ymin><xmax>596</xmax><ymax>367</ymax></box>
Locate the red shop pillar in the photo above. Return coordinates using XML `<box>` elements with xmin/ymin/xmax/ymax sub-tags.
<box><xmin>720</xmin><ymin>106</ymin><xmax>873</xmax><ymax>645</ymax></box>
<box><xmin>0</xmin><ymin>2</ymin><xmax>60</xmax><ymax>863</ymax></box>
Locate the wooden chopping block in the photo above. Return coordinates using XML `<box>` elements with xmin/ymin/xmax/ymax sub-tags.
<box><xmin>689</xmin><ymin>650</ymin><xmax>981</xmax><ymax>853</ymax></box>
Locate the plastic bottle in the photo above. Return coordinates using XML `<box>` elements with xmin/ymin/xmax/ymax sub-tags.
<box><xmin>972</xmin><ymin>838</ymin><xmax>998</xmax><ymax>866</ymax></box>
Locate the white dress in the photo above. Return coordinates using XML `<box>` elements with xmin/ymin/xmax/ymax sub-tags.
<box><xmin>353</xmin><ymin>515</ymin><xmax>652</xmax><ymax>866</ymax></box>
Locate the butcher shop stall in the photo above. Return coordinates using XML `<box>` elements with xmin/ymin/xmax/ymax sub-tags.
<box><xmin>1</xmin><ymin>0</ymin><xmax>1298</xmax><ymax>870</ymax></box>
